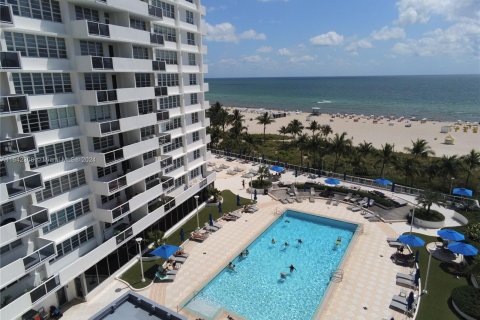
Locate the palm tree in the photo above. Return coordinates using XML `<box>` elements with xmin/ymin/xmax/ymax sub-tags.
<box><xmin>405</xmin><ymin>138</ymin><xmax>435</xmax><ymax>159</ymax></box>
<box><xmin>297</xmin><ymin>133</ymin><xmax>310</xmax><ymax>166</ymax></box>
<box><xmin>438</xmin><ymin>155</ymin><xmax>460</xmax><ymax>186</ymax></box>
<box><xmin>229</xmin><ymin>121</ymin><xmax>247</xmax><ymax>152</ymax></box>
<box><xmin>256</xmin><ymin>112</ymin><xmax>275</xmax><ymax>143</ymax></box>
<box><xmin>349</xmin><ymin>149</ymin><xmax>366</xmax><ymax>175</ymax></box>
<box><xmin>216</xmin><ymin>108</ymin><xmax>229</xmax><ymax>134</ymax></box>
<box><xmin>320</xmin><ymin>124</ymin><xmax>333</xmax><ymax>138</ymax></box>
<box><xmin>278</xmin><ymin>125</ymin><xmax>289</xmax><ymax>143</ymax></box>
<box><xmin>328</xmin><ymin>132</ymin><xmax>352</xmax><ymax>171</ymax></box>
<box><xmin>206</xmin><ymin>126</ymin><xmax>221</xmax><ymax>148</ymax></box>
<box><xmin>287</xmin><ymin>119</ymin><xmax>304</xmax><ymax>139</ymax></box>
<box><xmin>461</xmin><ymin>149</ymin><xmax>480</xmax><ymax>186</ymax></box>
<box><xmin>417</xmin><ymin>190</ymin><xmax>444</xmax><ymax>214</ymax></box>
<box><xmin>228</xmin><ymin>109</ymin><xmax>244</xmax><ymax>127</ymax></box>
<box><xmin>257</xmin><ymin>165</ymin><xmax>270</xmax><ymax>185</ymax></box>
<box><xmin>376</xmin><ymin>143</ymin><xmax>396</xmax><ymax>177</ymax></box>
<box><xmin>308</xmin><ymin>120</ymin><xmax>321</xmax><ymax>136</ymax></box>
<box><xmin>207</xmin><ymin>101</ymin><xmax>223</xmax><ymax>125</ymax></box>
<box><xmin>357</xmin><ymin>141</ymin><xmax>374</xmax><ymax>157</ymax></box>
<box><xmin>395</xmin><ymin>157</ymin><xmax>419</xmax><ymax>186</ymax></box>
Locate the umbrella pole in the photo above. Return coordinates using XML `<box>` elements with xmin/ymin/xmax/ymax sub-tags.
<box><xmin>410</xmin><ymin>207</ymin><xmax>416</xmax><ymax>234</ymax></box>
<box><xmin>422</xmin><ymin>251</ymin><xmax>432</xmax><ymax>294</ymax></box>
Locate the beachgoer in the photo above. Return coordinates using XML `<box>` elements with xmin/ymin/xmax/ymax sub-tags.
<box><xmin>280</xmin><ymin>272</ymin><xmax>287</xmax><ymax>279</ymax></box>
<box><xmin>297</xmin><ymin>239</ymin><xmax>303</xmax><ymax>244</ymax></box>
<box><xmin>271</xmin><ymin>238</ymin><xmax>276</xmax><ymax>244</ymax></box>
<box><xmin>228</xmin><ymin>262</ymin><xmax>235</xmax><ymax>270</ymax></box>
<box><xmin>284</xmin><ymin>242</ymin><xmax>289</xmax><ymax>247</ymax></box>
<box><xmin>242</xmin><ymin>179</ymin><xmax>245</xmax><ymax>189</ymax></box>
<box><xmin>335</xmin><ymin>236</ymin><xmax>342</xmax><ymax>246</ymax></box>
<box><xmin>289</xmin><ymin>264</ymin><xmax>296</xmax><ymax>273</ymax></box>
<box><xmin>398</xmin><ymin>246</ymin><xmax>404</xmax><ymax>254</ymax></box>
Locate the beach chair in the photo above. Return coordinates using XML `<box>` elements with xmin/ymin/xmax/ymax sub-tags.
<box><xmin>227</xmin><ymin>170</ymin><xmax>237</xmax><ymax>175</ymax></box>
<box><xmin>387</xmin><ymin>237</ymin><xmax>399</xmax><ymax>243</ymax></box>
<box><xmin>396</xmin><ymin>273</ymin><xmax>415</xmax><ymax>281</ymax></box>
<box><xmin>389</xmin><ymin>299</ymin><xmax>413</xmax><ymax>314</ymax></box>
<box><xmin>388</xmin><ymin>241</ymin><xmax>403</xmax><ymax>247</ymax></box>
<box><xmin>295</xmin><ymin>197</ymin><xmax>303</xmax><ymax>203</ymax></box>
<box><xmin>333</xmin><ymin>199</ymin><xmax>339</xmax><ymax>206</ymax></box>
<box><xmin>344</xmin><ymin>193</ymin><xmax>353</xmax><ymax>201</ymax></box>
<box><xmin>363</xmin><ymin>212</ymin><xmax>375</xmax><ymax>219</ymax></box>
<box><xmin>287</xmin><ymin>198</ymin><xmax>295</xmax><ymax>204</ymax></box>
<box><xmin>204</xmin><ymin>224</ymin><xmax>218</xmax><ymax>233</ymax></box>
<box><xmin>212</xmin><ymin>221</ymin><xmax>223</xmax><ymax>229</ymax></box>
<box><xmin>230</xmin><ymin>211</ymin><xmax>242</xmax><ymax>218</ymax></box>
<box><xmin>222</xmin><ymin>214</ymin><xmax>238</xmax><ymax>221</ymax></box>
<box><xmin>349</xmin><ymin>206</ymin><xmax>362</xmax><ymax>212</ymax></box>
<box><xmin>309</xmin><ymin>196</ymin><xmax>315</xmax><ymax>203</ymax></box>
<box><xmin>155</xmin><ymin>271</ymin><xmax>176</xmax><ymax>282</ymax></box>
<box><xmin>326</xmin><ymin>198</ymin><xmax>332</xmax><ymax>205</ymax></box>
<box><xmin>280</xmin><ymin>198</ymin><xmax>288</xmax><ymax>204</ymax></box>
<box><xmin>171</xmin><ymin>256</ymin><xmax>187</xmax><ymax>264</ymax></box>
<box><xmin>310</xmin><ymin>187</ymin><xmax>315</xmax><ymax>196</ymax></box>
<box><xmin>349</xmin><ymin>195</ymin><xmax>359</xmax><ymax>203</ymax></box>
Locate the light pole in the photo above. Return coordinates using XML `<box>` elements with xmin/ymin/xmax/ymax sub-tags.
<box><xmin>250</xmin><ymin>176</ymin><xmax>253</xmax><ymax>201</ymax></box>
<box><xmin>135</xmin><ymin>238</ymin><xmax>145</xmax><ymax>282</ymax></box>
<box><xmin>423</xmin><ymin>251</ymin><xmax>433</xmax><ymax>294</ymax></box>
<box><xmin>449</xmin><ymin>177</ymin><xmax>455</xmax><ymax>194</ymax></box>
<box><xmin>410</xmin><ymin>206</ymin><xmax>416</xmax><ymax>234</ymax></box>
<box><xmin>194</xmin><ymin>195</ymin><xmax>200</xmax><ymax>230</ymax></box>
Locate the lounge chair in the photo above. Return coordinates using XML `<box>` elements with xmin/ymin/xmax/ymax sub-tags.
<box><xmin>295</xmin><ymin>197</ymin><xmax>303</xmax><ymax>203</ymax></box>
<box><xmin>230</xmin><ymin>211</ymin><xmax>242</xmax><ymax>218</ymax></box>
<box><xmin>227</xmin><ymin>170</ymin><xmax>237</xmax><ymax>175</ymax></box>
<box><xmin>212</xmin><ymin>221</ymin><xmax>222</xmax><ymax>229</ymax></box>
<box><xmin>326</xmin><ymin>198</ymin><xmax>332</xmax><ymax>205</ymax></box>
<box><xmin>387</xmin><ymin>237</ymin><xmax>399</xmax><ymax>243</ymax></box>
<box><xmin>363</xmin><ymin>212</ymin><xmax>375</xmax><ymax>219</ymax></box>
<box><xmin>222</xmin><ymin>214</ymin><xmax>238</xmax><ymax>221</ymax></box>
<box><xmin>349</xmin><ymin>195</ymin><xmax>359</xmax><ymax>203</ymax></box>
<box><xmin>389</xmin><ymin>298</ymin><xmax>413</xmax><ymax>314</ymax></box>
<box><xmin>350</xmin><ymin>206</ymin><xmax>362</xmax><ymax>212</ymax></box>
<box><xmin>171</xmin><ymin>256</ymin><xmax>187</xmax><ymax>264</ymax></box>
<box><xmin>309</xmin><ymin>196</ymin><xmax>315</xmax><ymax>203</ymax></box>
<box><xmin>310</xmin><ymin>187</ymin><xmax>315</xmax><ymax>196</ymax></box>
<box><xmin>396</xmin><ymin>273</ymin><xmax>415</xmax><ymax>281</ymax></box>
<box><xmin>357</xmin><ymin>197</ymin><xmax>368</xmax><ymax>206</ymax></box>
<box><xmin>190</xmin><ymin>231</ymin><xmax>209</xmax><ymax>242</ymax></box>
<box><xmin>333</xmin><ymin>199</ymin><xmax>339</xmax><ymax>206</ymax></box>
<box><xmin>204</xmin><ymin>225</ymin><xmax>219</xmax><ymax>233</ymax></box>
<box><xmin>155</xmin><ymin>271</ymin><xmax>176</xmax><ymax>282</ymax></box>
<box><xmin>280</xmin><ymin>198</ymin><xmax>288</xmax><ymax>204</ymax></box>
<box><xmin>344</xmin><ymin>193</ymin><xmax>353</xmax><ymax>201</ymax></box>
<box><xmin>286</xmin><ymin>198</ymin><xmax>294</xmax><ymax>204</ymax></box>
<box><xmin>367</xmin><ymin>215</ymin><xmax>381</xmax><ymax>222</ymax></box>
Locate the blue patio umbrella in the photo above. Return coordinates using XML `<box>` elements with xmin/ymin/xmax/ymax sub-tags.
<box><xmin>270</xmin><ymin>165</ymin><xmax>285</xmax><ymax>173</ymax></box>
<box><xmin>452</xmin><ymin>187</ymin><xmax>473</xmax><ymax>197</ymax></box>
<box><xmin>398</xmin><ymin>234</ymin><xmax>426</xmax><ymax>247</ymax></box>
<box><xmin>236</xmin><ymin>194</ymin><xmax>241</xmax><ymax>206</ymax></box>
<box><xmin>218</xmin><ymin>202</ymin><xmax>223</xmax><ymax>214</ymax></box>
<box><xmin>448</xmin><ymin>242</ymin><xmax>478</xmax><ymax>256</ymax></box>
<box><xmin>374</xmin><ymin>178</ymin><xmax>393</xmax><ymax>186</ymax></box>
<box><xmin>254</xmin><ymin>189</ymin><xmax>257</xmax><ymax>200</ymax></box>
<box><xmin>209</xmin><ymin>213</ymin><xmax>214</xmax><ymax>226</ymax></box>
<box><xmin>179</xmin><ymin>228</ymin><xmax>185</xmax><ymax>242</ymax></box>
<box><xmin>324</xmin><ymin>178</ymin><xmax>341</xmax><ymax>186</ymax></box>
<box><xmin>150</xmin><ymin>244</ymin><xmax>180</xmax><ymax>259</ymax></box>
<box><xmin>437</xmin><ymin>229</ymin><xmax>465</xmax><ymax>242</ymax></box>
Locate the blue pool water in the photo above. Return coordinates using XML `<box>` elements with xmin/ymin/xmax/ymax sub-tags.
<box><xmin>185</xmin><ymin>210</ymin><xmax>357</xmax><ymax>320</ymax></box>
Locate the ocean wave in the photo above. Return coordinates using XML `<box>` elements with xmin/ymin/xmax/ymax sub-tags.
<box><xmin>317</xmin><ymin>100</ymin><xmax>332</xmax><ymax>104</ymax></box>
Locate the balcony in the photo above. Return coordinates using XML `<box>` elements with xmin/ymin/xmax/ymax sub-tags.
<box><xmin>148</xmin><ymin>5</ymin><xmax>163</xmax><ymax>19</ymax></box>
<box><xmin>152</xmin><ymin>60</ymin><xmax>166</xmax><ymax>71</ymax></box>
<box><xmin>150</xmin><ymin>33</ymin><xmax>164</xmax><ymax>45</ymax></box>
<box><xmin>76</xmin><ymin>55</ymin><xmax>165</xmax><ymax>73</ymax></box>
<box><xmin>83</xmin><ymin>113</ymin><xmax>157</xmax><ymax>137</ymax></box>
<box><xmin>0</xmin><ymin>51</ymin><xmax>21</xmax><ymax>69</ymax></box>
<box><xmin>158</xmin><ymin>133</ymin><xmax>172</xmax><ymax>146</ymax></box>
<box><xmin>1</xmin><ymin>4</ymin><xmax>13</xmax><ymax>25</ymax></box>
<box><xmin>80</xmin><ymin>87</ymin><xmax>167</xmax><ymax>105</ymax></box>
<box><xmin>0</xmin><ymin>134</ymin><xmax>37</xmax><ymax>160</ymax></box>
<box><xmin>96</xmin><ymin>201</ymin><xmax>130</xmax><ymax>224</ymax></box>
<box><xmin>0</xmin><ymin>95</ymin><xmax>29</xmax><ymax>116</ymax></box>
<box><xmin>0</xmin><ymin>206</ymin><xmax>49</xmax><ymax>245</ymax></box>
<box><xmin>0</xmin><ymin>172</ymin><xmax>43</xmax><ymax>202</ymax></box>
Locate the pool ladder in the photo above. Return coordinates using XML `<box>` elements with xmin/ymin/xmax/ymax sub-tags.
<box><xmin>330</xmin><ymin>269</ymin><xmax>344</xmax><ymax>282</ymax></box>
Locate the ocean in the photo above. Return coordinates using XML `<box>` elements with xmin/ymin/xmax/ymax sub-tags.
<box><xmin>205</xmin><ymin>75</ymin><xmax>480</xmax><ymax>122</ymax></box>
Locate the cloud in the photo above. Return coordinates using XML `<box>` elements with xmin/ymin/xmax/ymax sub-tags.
<box><xmin>241</xmin><ymin>55</ymin><xmax>264</xmax><ymax>63</ymax></box>
<box><xmin>310</xmin><ymin>31</ymin><xmax>344</xmax><ymax>46</ymax></box>
<box><xmin>218</xmin><ymin>58</ymin><xmax>238</xmax><ymax>65</ymax></box>
<box><xmin>205</xmin><ymin>22</ymin><xmax>266</xmax><ymax>43</ymax></box>
<box><xmin>396</xmin><ymin>0</ymin><xmax>478</xmax><ymax>25</ymax></box>
<box><xmin>239</xmin><ymin>29</ymin><xmax>267</xmax><ymax>40</ymax></box>
<box><xmin>371</xmin><ymin>26</ymin><xmax>406</xmax><ymax>40</ymax></box>
<box><xmin>289</xmin><ymin>55</ymin><xmax>316</xmax><ymax>63</ymax></box>
<box><xmin>278</xmin><ymin>48</ymin><xmax>292</xmax><ymax>56</ymax></box>
<box><xmin>345</xmin><ymin>39</ymin><xmax>373</xmax><ymax>54</ymax></box>
<box><xmin>257</xmin><ymin>46</ymin><xmax>273</xmax><ymax>53</ymax></box>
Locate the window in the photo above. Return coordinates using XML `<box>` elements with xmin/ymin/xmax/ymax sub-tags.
<box><xmin>165</xmin><ymin>117</ymin><xmax>182</xmax><ymax>131</ymax></box>
<box><xmin>0</xmin><ymin>161</ymin><xmax>6</xmax><ymax>177</ymax></box>
<box><xmin>189</xmin><ymin>74</ymin><xmax>197</xmax><ymax>85</ymax></box>
<box><xmin>143</xmin><ymin>150</ymin><xmax>156</xmax><ymax>161</ymax></box>
<box><xmin>101</xmin><ymin>192</ymin><xmax>119</xmax><ymax>204</ymax></box>
<box><xmin>174</xmin><ymin>175</ymin><xmax>185</xmax><ymax>188</ymax></box>
<box><xmin>80</xmin><ymin>41</ymin><xmax>103</xmax><ymax>56</ymax></box>
<box><xmin>75</xmin><ymin>6</ymin><xmax>99</xmax><ymax>21</ymax></box>
<box><xmin>36</xmin><ymin>170</ymin><xmax>86</xmax><ymax>202</ymax></box>
<box><xmin>151</xmin><ymin>0</ymin><xmax>174</xmax><ymax>18</ymax></box>
<box><xmin>186</xmin><ymin>11</ymin><xmax>194</xmax><ymax>24</ymax></box>
<box><xmin>138</xmin><ymin>100</ymin><xmax>154</xmax><ymax>114</ymax></box>
<box><xmin>0</xmin><ymin>201</ymin><xmax>15</xmax><ymax>216</ymax></box>
<box><xmin>163</xmin><ymin>137</ymin><xmax>183</xmax><ymax>153</ymax></box>
<box><xmin>187</xmin><ymin>32</ymin><xmax>195</xmax><ymax>45</ymax></box>
<box><xmin>6</xmin><ymin>0</ymin><xmax>62</xmax><ymax>22</ymax></box>
<box><xmin>158</xmin><ymin>74</ymin><xmax>178</xmax><ymax>87</ymax></box>
<box><xmin>190</xmin><ymin>93</ymin><xmax>198</xmax><ymax>105</ymax></box>
<box><xmin>192</xmin><ymin>131</ymin><xmax>200</xmax><ymax>142</ymax></box>
<box><xmin>135</xmin><ymin>73</ymin><xmax>151</xmax><ymax>88</ymax></box>
<box><xmin>30</xmin><ymin>139</ymin><xmax>82</xmax><ymax>169</ymax></box>
<box><xmin>54</xmin><ymin>226</ymin><xmax>94</xmax><ymax>260</ymax></box>
<box><xmin>190</xmin><ymin>167</ymin><xmax>200</xmax><ymax>179</ymax></box>
<box><xmin>140</xmin><ymin>125</ymin><xmax>155</xmax><ymax>140</ymax></box>
<box><xmin>20</xmin><ymin>107</ymin><xmax>76</xmax><ymax>133</ymax></box>
<box><xmin>89</xmin><ymin>105</ymin><xmax>111</xmax><ymax>121</ymax></box>
<box><xmin>97</xmin><ymin>164</ymin><xmax>117</xmax><ymax>178</ymax></box>
<box><xmin>93</xmin><ymin>136</ymin><xmax>115</xmax><ymax>151</ymax></box>
<box><xmin>159</xmin><ymin>95</ymin><xmax>180</xmax><ymax>109</ymax></box>
<box><xmin>188</xmin><ymin>53</ymin><xmax>196</xmax><ymax>66</ymax></box>
<box><xmin>156</xmin><ymin>50</ymin><xmax>177</xmax><ymax>65</ymax></box>
<box><xmin>12</xmin><ymin>73</ymin><xmax>72</xmax><ymax>95</ymax></box>
<box><xmin>165</xmin><ymin>157</ymin><xmax>184</xmax><ymax>174</ymax></box>
<box><xmin>4</xmin><ymin>32</ymin><xmax>67</xmax><ymax>58</ymax></box>
<box><xmin>84</xmin><ymin>73</ymin><xmax>107</xmax><ymax>90</ymax></box>
<box><xmin>153</xmin><ymin>25</ymin><xmax>176</xmax><ymax>42</ymax></box>
<box><xmin>132</xmin><ymin>46</ymin><xmax>149</xmax><ymax>59</ymax></box>
<box><xmin>191</xmin><ymin>112</ymin><xmax>199</xmax><ymax>123</ymax></box>
<box><xmin>193</xmin><ymin>149</ymin><xmax>201</xmax><ymax>160</ymax></box>
<box><xmin>42</xmin><ymin>199</ymin><xmax>90</xmax><ymax>234</ymax></box>
<box><xmin>130</xmin><ymin>18</ymin><xmax>146</xmax><ymax>31</ymax></box>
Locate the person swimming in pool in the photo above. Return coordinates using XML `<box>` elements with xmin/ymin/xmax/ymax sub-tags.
<box><xmin>284</xmin><ymin>219</ymin><xmax>290</xmax><ymax>223</ymax></box>
<box><xmin>335</xmin><ymin>236</ymin><xmax>342</xmax><ymax>246</ymax></box>
<box><xmin>297</xmin><ymin>239</ymin><xmax>303</xmax><ymax>244</ymax></box>
<box><xmin>289</xmin><ymin>264</ymin><xmax>296</xmax><ymax>273</ymax></box>
<box><xmin>227</xmin><ymin>262</ymin><xmax>235</xmax><ymax>270</ymax></box>
<box><xmin>284</xmin><ymin>241</ymin><xmax>289</xmax><ymax>247</ymax></box>
<box><xmin>271</xmin><ymin>238</ymin><xmax>276</xmax><ymax>244</ymax></box>
<box><xmin>280</xmin><ymin>272</ymin><xmax>287</xmax><ymax>279</ymax></box>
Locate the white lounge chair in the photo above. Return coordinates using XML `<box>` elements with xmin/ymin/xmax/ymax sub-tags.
<box><xmin>344</xmin><ymin>193</ymin><xmax>353</xmax><ymax>201</ymax></box>
<box><xmin>396</xmin><ymin>273</ymin><xmax>415</xmax><ymax>281</ymax></box>
<box><xmin>309</xmin><ymin>196</ymin><xmax>315</xmax><ymax>203</ymax></box>
<box><xmin>396</xmin><ymin>277</ymin><xmax>416</xmax><ymax>288</ymax></box>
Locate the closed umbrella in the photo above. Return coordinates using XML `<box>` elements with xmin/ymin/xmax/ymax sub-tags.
<box><xmin>209</xmin><ymin>213</ymin><xmax>214</xmax><ymax>226</ymax></box>
<box><xmin>414</xmin><ymin>268</ymin><xmax>420</xmax><ymax>286</ymax></box>
<box><xmin>324</xmin><ymin>178</ymin><xmax>340</xmax><ymax>186</ymax></box>
<box><xmin>218</xmin><ymin>202</ymin><xmax>223</xmax><ymax>214</ymax></box>
<box><xmin>437</xmin><ymin>229</ymin><xmax>465</xmax><ymax>241</ymax></box>
<box><xmin>179</xmin><ymin>228</ymin><xmax>185</xmax><ymax>242</ymax></box>
<box><xmin>398</xmin><ymin>234</ymin><xmax>425</xmax><ymax>247</ymax></box>
<box><xmin>150</xmin><ymin>244</ymin><xmax>180</xmax><ymax>259</ymax></box>
<box><xmin>452</xmin><ymin>188</ymin><xmax>473</xmax><ymax>197</ymax></box>
<box><xmin>414</xmin><ymin>250</ymin><xmax>420</xmax><ymax>264</ymax></box>
<box><xmin>236</xmin><ymin>194</ymin><xmax>241</xmax><ymax>206</ymax></box>
<box><xmin>254</xmin><ymin>189</ymin><xmax>257</xmax><ymax>201</ymax></box>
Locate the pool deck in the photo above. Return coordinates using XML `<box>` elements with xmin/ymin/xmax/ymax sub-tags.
<box><xmin>64</xmin><ymin>157</ymin><xmax>458</xmax><ymax>320</ymax></box>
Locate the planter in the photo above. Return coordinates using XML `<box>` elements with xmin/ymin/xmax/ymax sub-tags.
<box><xmin>452</xmin><ymin>299</ymin><xmax>478</xmax><ymax>320</ymax></box>
<box><xmin>471</xmin><ymin>274</ymin><xmax>479</xmax><ymax>289</ymax></box>
<box><xmin>413</xmin><ymin>216</ymin><xmax>445</xmax><ymax>229</ymax></box>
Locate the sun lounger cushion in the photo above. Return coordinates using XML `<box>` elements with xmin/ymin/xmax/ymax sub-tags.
<box><xmin>287</xmin><ymin>198</ymin><xmax>294</xmax><ymax>203</ymax></box>
<box><xmin>172</xmin><ymin>256</ymin><xmax>187</xmax><ymax>263</ymax></box>
<box><xmin>280</xmin><ymin>199</ymin><xmax>288</xmax><ymax>204</ymax></box>
<box><xmin>387</xmin><ymin>237</ymin><xmax>398</xmax><ymax>243</ymax></box>
<box><xmin>396</xmin><ymin>273</ymin><xmax>415</xmax><ymax>281</ymax></box>
<box><xmin>389</xmin><ymin>299</ymin><xmax>410</xmax><ymax>313</ymax></box>
<box><xmin>388</xmin><ymin>241</ymin><xmax>403</xmax><ymax>247</ymax></box>
<box><xmin>396</xmin><ymin>277</ymin><xmax>415</xmax><ymax>288</ymax></box>
<box><xmin>350</xmin><ymin>206</ymin><xmax>362</xmax><ymax>212</ymax></box>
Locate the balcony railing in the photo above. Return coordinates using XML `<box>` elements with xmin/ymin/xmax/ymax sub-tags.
<box><xmin>0</xmin><ymin>135</ymin><xmax>36</xmax><ymax>159</ymax></box>
<box><xmin>158</xmin><ymin>133</ymin><xmax>171</xmax><ymax>146</ymax></box>
<box><xmin>150</xmin><ymin>33</ymin><xmax>164</xmax><ymax>45</ymax></box>
<box><xmin>108</xmin><ymin>175</ymin><xmax>127</xmax><ymax>193</ymax></box>
<box><xmin>112</xmin><ymin>203</ymin><xmax>130</xmax><ymax>221</ymax></box>
<box><xmin>152</xmin><ymin>60</ymin><xmax>166</xmax><ymax>71</ymax></box>
<box><xmin>23</xmin><ymin>242</ymin><xmax>55</xmax><ymax>271</ymax></box>
<box><xmin>96</xmin><ymin>89</ymin><xmax>117</xmax><ymax>103</ymax></box>
<box><xmin>160</xmin><ymin>155</ymin><xmax>173</xmax><ymax>168</ymax></box>
<box><xmin>161</xmin><ymin>177</ymin><xmax>174</xmax><ymax>190</ymax></box>
<box><xmin>14</xmin><ymin>207</ymin><xmax>49</xmax><ymax>236</ymax></box>
<box><xmin>87</xmin><ymin>21</ymin><xmax>110</xmax><ymax>37</ymax></box>
<box><xmin>0</xmin><ymin>95</ymin><xmax>28</xmax><ymax>115</ymax></box>
<box><xmin>99</xmin><ymin>119</ymin><xmax>120</xmax><ymax>134</ymax></box>
<box><xmin>1</xmin><ymin>4</ymin><xmax>13</xmax><ymax>24</ymax></box>
<box><xmin>156</xmin><ymin>110</ymin><xmax>169</xmax><ymax>122</ymax></box>
<box><xmin>30</xmin><ymin>275</ymin><xmax>60</xmax><ymax>303</ymax></box>
<box><xmin>148</xmin><ymin>5</ymin><xmax>163</xmax><ymax>18</ymax></box>
<box><xmin>115</xmin><ymin>227</ymin><xmax>133</xmax><ymax>245</ymax></box>
<box><xmin>5</xmin><ymin>172</ymin><xmax>42</xmax><ymax>199</ymax></box>
<box><xmin>91</xmin><ymin>56</ymin><xmax>113</xmax><ymax>69</ymax></box>
<box><xmin>0</xmin><ymin>51</ymin><xmax>21</xmax><ymax>69</ymax></box>
<box><xmin>164</xmin><ymin>198</ymin><xmax>175</xmax><ymax>212</ymax></box>
<box><xmin>154</xmin><ymin>86</ymin><xmax>168</xmax><ymax>96</ymax></box>
<box><xmin>104</xmin><ymin>148</ymin><xmax>124</xmax><ymax>165</ymax></box>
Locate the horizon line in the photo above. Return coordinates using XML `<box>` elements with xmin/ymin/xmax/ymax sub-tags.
<box><xmin>205</xmin><ymin>73</ymin><xmax>480</xmax><ymax>80</ymax></box>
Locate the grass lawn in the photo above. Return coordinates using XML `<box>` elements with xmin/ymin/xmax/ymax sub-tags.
<box><xmin>412</xmin><ymin>233</ymin><xmax>468</xmax><ymax>320</ymax></box>
<box><xmin>119</xmin><ymin>190</ymin><xmax>250</xmax><ymax>288</ymax></box>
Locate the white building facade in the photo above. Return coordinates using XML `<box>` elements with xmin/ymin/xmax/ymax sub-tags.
<box><xmin>0</xmin><ymin>0</ymin><xmax>213</xmax><ymax>319</ymax></box>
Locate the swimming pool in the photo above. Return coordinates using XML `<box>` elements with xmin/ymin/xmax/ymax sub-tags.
<box><xmin>185</xmin><ymin>210</ymin><xmax>358</xmax><ymax>320</ymax></box>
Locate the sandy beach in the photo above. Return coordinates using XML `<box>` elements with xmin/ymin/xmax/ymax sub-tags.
<box><xmin>228</xmin><ymin>107</ymin><xmax>479</xmax><ymax>157</ymax></box>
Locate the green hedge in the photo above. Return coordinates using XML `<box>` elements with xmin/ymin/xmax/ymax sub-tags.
<box><xmin>413</xmin><ymin>208</ymin><xmax>445</xmax><ymax>222</ymax></box>
<box><xmin>251</xmin><ymin>179</ymin><xmax>272</xmax><ymax>188</ymax></box>
<box><xmin>451</xmin><ymin>286</ymin><xmax>480</xmax><ymax>319</ymax></box>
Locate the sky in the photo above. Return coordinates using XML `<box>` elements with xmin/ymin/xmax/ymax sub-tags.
<box><xmin>201</xmin><ymin>0</ymin><xmax>480</xmax><ymax>78</ymax></box>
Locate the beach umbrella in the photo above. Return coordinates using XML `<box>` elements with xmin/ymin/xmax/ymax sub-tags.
<box><xmin>437</xmin><ymin>229</ymin><xmax>465</xmax><ymax>242</ymax></box>
<box><xmin>209</xmin><ymin>213</ymin><xmax>214</xmax><ymax>226</ymax></box>
<box><xmin>407</xmin><ymin>291</ymin><xmax>415</xmax><ymax>311</ymax></box>
<box><xmin>452</xmin><ymin>188</ymin><xmax>473</xmax><ymax>197</ymax></box>
<box><xmin>179</xmin><ymin>228</ymin><xmax>185</xmax><ymax>242</ymax></box>
<box><xmin>324</xmin><ymin>178</ymin><xmax>340</xmax><ymax>186</ymax></box>
<box><xmin>218</xmin><ymin>202</ymin><xmax>223</xmax><ymax>214</ymax></box>
<box><xmin>374</xmin><ymin>178</ymin><xmax>393</xmax><ymax>186</ymax></box>
<box><xmin>254</xmin><ymin>189</ymin><xmax>257</xmax><ymax>200</ymax></box>
<box><xmin>150</xmin><ymin>244</ymin><xmax>180</xmax><ymax>259</ymax></box>
<box><xmin>295</xmin><ymin>169</ymin><xmax>298</xmax><ymax>177</ymax></box>
<box><xmin>447</xmin><ymin>242</ymin><xmax>478</xmax><ymax>256</ymax></box>
<box><xmin>270</xmin><ymin>165</ymin><xmax>285</xmax><ymax>173</ymax></box>
<box><xmin>236</xmin><ymin>194</ymin><xmax>240</xmax><ymax>206</ymax></box>
<box><xmin>398</xmin><ymin>234</ymin><xmax>425</xmax><ymax>247</ymax></box>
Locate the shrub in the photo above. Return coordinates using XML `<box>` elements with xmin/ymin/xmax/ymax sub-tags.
<box><xmin>451</xmin><ymin>286</ymin><xmax>480</xmax><ymax>319</ymax></box>
<box><xmin>413</xmin><ymin>208</ymin><xmax>445</xmax><ymax>222</ymax></box>
<box><xmin>466</xmin><ymin>223</ymin><xmax>480</xmax><ymax>243</ymax></box>
<box><xmin>251</xmin><ymin>179</ymin><xmax>272</xmax><ymax>189</ymax></box>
